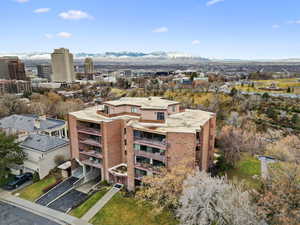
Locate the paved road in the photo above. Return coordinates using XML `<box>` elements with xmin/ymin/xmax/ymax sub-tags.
<box><xmin>36</xmin><ymin>177</ymin><xmax>79</xmax><ymax>206</ymax></box>
<box><xmin>48</xmin><ymin>190</ymin><xmax>88</xmax><ymax>213</ymax></box>
<box><xmin>0</xmin><ymin>201</ymin><xmax>60</xmax><ymax>225</ymax></box>
<box><xmin>81</xmin><ymin>186</ymin><xmax>121</xmax><ymax>221</ymax></box>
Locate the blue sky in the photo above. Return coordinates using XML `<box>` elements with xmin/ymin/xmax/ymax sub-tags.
<box><xmin>1</xmin><ymin>0</ymin><xmax>300</xmax><ymax>59</ymax></box>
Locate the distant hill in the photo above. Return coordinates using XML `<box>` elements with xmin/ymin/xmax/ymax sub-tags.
<box><xmin>0</xmin><ymin>51</ymin><xmax>210</xmax><ymax>61</ymax></box>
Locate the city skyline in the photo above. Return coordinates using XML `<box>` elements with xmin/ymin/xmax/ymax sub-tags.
<box><xmin>2</xmin><ymin>0</ymin><xmax>300</xmax><ymax>59</ymax></box>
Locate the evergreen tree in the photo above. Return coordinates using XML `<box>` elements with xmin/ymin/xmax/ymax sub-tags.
<box><xmin>0</xmin><ymin>132</ymin><xmax>26</xmax><ymax>180</ymax></box>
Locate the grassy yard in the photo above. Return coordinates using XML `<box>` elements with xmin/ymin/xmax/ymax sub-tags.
<box><xmin>226</xmin><ymin>155</ymin><xmax>261</xmax><ymax>190</ymax></box>
<box><xmin>15</xmin><ymin>175</ymin><xmax>57</xmax><ymax>201</ymax></box>
<box><xmin>90</xmin><ymin>192</ymin><xmax>178</xmax><ymax>225</ymax></box>
<box><xmin>70</xmin><ymin>188</ymin><xmax>109</xmax><ymax>218</ymax></box>
<box><xmin>235</xmin><ymin>78</ymin><xmax>300</xmax><ymax>94</ymax></box>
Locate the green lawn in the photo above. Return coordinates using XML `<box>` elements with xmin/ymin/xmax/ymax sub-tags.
<box><xmin>90</xmin><ymin>192</ymin><xmax>178</xmax><ymax>225</ymax></box>
<box><xmin>70</xmin><ymin>188</ymin><xmax>109</xmax><ymax>218</ymax></box>
<box><xmin>15</xmin><ymin>175</ymin><xmax>57</xmax><ymax>201</ymax></box>
<box><xmin>226</xmin><ymin>155</ymin><xmax>261</xmax><ymax>190</ymax></box>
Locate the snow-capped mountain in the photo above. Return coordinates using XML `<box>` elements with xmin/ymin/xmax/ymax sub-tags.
<box><xmin>0</xmin><ymin>51</ymin><xmax>207</xmax><ymax>60</ymax></box>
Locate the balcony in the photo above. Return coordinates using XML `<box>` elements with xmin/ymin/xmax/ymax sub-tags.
<box><xmin>79</xmin><ymin>150</ymin><xmax>103</xmax><ymax>158</ymax></box>
<box><xmin>134</xmin><ymin>174</ymin><xmax>143</xmax><ymax>181</ymax></box>
<box><xmin>134</xmin><ymin>150</ymin><xmax>166</xmax><ymax>163</ymax></box>
<box><xmin>134</xmin><ymin>137</ymin><xmax>167</xmax><ymax>150</ymax></box>
<box><xmin>79</xmin><ymin>138</ymin><xmax>101</xmax><ymax>148</ymax></box>
<box><xmin>135</xmin><ymin>162</ymin><xmax>163</xmax><ymax>173</ymax></box>
<box><xmin>81</xmin><ymin>159</ymin><xmax>102</xmax><ymax>169</ymax></box>
<box><xmin>77</xmin><ymin>126</ymin><xmax>101</xmax><ymax>136</ymax></box>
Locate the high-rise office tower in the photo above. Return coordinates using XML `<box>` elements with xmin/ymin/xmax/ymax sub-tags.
<box><xmin>37</xmin><ymin>64</ymin><xmax>52</xmax><ymax>80</ymax></box>
<box><xmin>51</xmin><ymin>48</ymin><xmax>75</xmax><ymax>83</ymax></box>
<box><xmin>84</xmin><ymin>57</ymin><xmax>94</xmax><ymax>74</ymax></box>
<box><xmin>0</xmin><ymin>57</ymin><xmax>27</xmax><ymax>80</ymax></box>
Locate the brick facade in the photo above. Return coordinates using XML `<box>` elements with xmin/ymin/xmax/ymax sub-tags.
<box><xmin>68</xmin><ymin>97</ymin><xmax>216</xmax><ymax>191</ymax></box>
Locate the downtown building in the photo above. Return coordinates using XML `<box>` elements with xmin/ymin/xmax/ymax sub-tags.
<box><xmin>68</xmin><ymin>97</ymin><xmax>216</xmax><ymax>190</ymax></box>
<box><xmin>0</xmin><ymin>57</ymin><xmax>27</xmax><ymax>80</ymax></box>
<box><xmin>37</xmin><ymin>64</ymin><xmax>52</xmax><ymax>81</ymax></box>
<box><xmin>51</xmin><ymin>48</ymin><xmax>76</xmax><ymax>83</ymax></box>
<box><xmin>84</xmin><ymin>57</ymin><xmax>94</xmax><ymax>75</ymax></box>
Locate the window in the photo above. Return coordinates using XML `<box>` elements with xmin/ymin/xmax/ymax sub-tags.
<box><xmin>172</xmin><ymin>105</ymin><xmax>176</xmax><ymax>112</ymax></box>
<box><xmin>124</xmin><ymin>128</ymin><xmax>126</xmax><ymax>134</ymax></box>
<box><xmin>157</xmin><ymin>112</ymin><xmax>165</xmax><ymax>121</ymax></box>
<box><xmin>131</xmin><ymin>107</ymin><xmax>138</xmax><ymax>113</ymax></box>
<box><xmin>124</xmin><ymin>139</ymin><xmax>127</xmax><ymax>146</ymax></box>
<box><xmin>104</xmin><ymin>105</ymin><xmax>109</xmax><ymax>114</ymax></box>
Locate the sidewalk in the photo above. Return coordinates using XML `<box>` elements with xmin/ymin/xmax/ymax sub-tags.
<box><xmin>1</xmin><ymin>194</ymin><xmax>92</xmax><ymax>225</ymax></box>
<box><xmin>81</xmin><ymin>186</ymin><xmax>121</xmax><ymax>222</ymax></box>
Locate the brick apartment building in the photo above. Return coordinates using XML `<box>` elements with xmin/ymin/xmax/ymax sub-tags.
<box><xmin>0</xmin><ymin>79</ymin><xmax>31</xmax><ymax>94</ymax></box>
<box><xmin>0</xmin><ymin>57</ymin><xmax>27</xmax><ymax>80</ymax></box>
<box><xmin>68</xmin><ymin>97</ymin><xmax>216</xmax><ymax>191</ymax></box>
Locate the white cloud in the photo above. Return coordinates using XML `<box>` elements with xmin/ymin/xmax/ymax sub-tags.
<box><xmin>44</xmin><ymin>34</ymin><xmax>54</xmax><ymax>39</ymax></box>
<box><xmin>59</xmin><ymin>10</ymin><xmax>93</xmax><ymax>20</ymax></box>
<box><xmin>34</xmin><ymin>8</ymin><xmax>51</xmax><ymax>14</ymax></box>
<box><xmin>206</xmin><ymin>0</ymin><xmax>224</xmax><ymax>6</ymax></box>
<box><xmin>57</xmin><ymin>32</ymin><xmax>72</xmax><ymax>38</ymax></box>
<box><xmin>272</xmin><ymin>24</ymin><xmax>280</xmax><ymax>29</ymax></box>
<box><xmin>15</xmin><ymin>0</ymin><xmax>29</xmax><ymax>3</ymax></box>
<box><xmin>288</xmin><ymin>20</ymin><xmax>300</xmax><ymax>24</ymax></box>
<box><xmin>192</xmin><ymin>40</ymin><xmax>201</xmax><ymax>45</ymax></box>
<box><xmin>153</xmin><ymin>27</ymin><xmax>168</xmax><ymax>33</ymax></box>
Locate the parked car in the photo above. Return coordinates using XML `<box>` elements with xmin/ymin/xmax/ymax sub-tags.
<box><xmin>3</xmin><ymin>173</ymin><xmax>33</xmax><ymax>190</ymax></box>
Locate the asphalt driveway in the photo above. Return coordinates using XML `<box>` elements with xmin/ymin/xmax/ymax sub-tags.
<box><xmin>36</xmin><ymin>177</ymin><xmax>79</xmax><ymax>206</ymax></box>
<box><xmin>48</xmin><ymin>190</ymin><xmax>88</xmax><ymax>213</ymax></box>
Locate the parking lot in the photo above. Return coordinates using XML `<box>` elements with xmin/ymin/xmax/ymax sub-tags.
<box><xmin>0</xmin><ymin>201</ymin><xmax>61</xmax><ymax>225</ymax></box>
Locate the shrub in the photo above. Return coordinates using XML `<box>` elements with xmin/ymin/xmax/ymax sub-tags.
<box><xmin>42</xmin><ymin>178</ymin><xmax>63</xmax><ymax>193</ymax></box>
<box><xmin>32</xmin><ymin>172</ymin><xmax>40</xmax><ymax>182</ymax></box>
<box><xmin>54</xmin><ymin>155</ymin><xmax>66</xmax><ymax>166</ymax></box>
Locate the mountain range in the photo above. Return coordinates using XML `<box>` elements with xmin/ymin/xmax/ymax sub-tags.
<box><xmin>0</xmin><ymin>51</ymin><xmax>209</xmax><ymax>61</ymax></box>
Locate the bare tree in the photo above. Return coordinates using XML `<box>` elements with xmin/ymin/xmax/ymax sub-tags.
<box><xmin>266</xmin><ymin>135</ymin><xmax>300</xmax><ymax>164</ymax></box>
<box><xmin>177</xmin><ymin>171</ymin><xmax>263</xmax><ymax>225</ymax></box>
<box><xmin>255</xmin><ymin>163</ymin><xmax>300</xmax><ymax>225</ymax></box>
<box><xmin>218</xmin><ymin>125</ymin><xmax>266</xmax><ymax>166</ymax></box>
<box><xmin>136</xmin><ymin>159</ymin><xmax>194</xmax><ymax>211</ymax></box>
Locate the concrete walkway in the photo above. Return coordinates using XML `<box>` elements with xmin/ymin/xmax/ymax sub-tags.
<box><xmin>81</xmin><ymin>186</ymin><xmax>121</xmax><ymax>222</ymax></box>
<box><xmin>1</xmin><ymin>194</ymin><xmax>92</xmax><ymax>225</ymax></box>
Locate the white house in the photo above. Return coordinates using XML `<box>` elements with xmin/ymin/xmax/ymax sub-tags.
<box><xmin>13</xmin><ymin>134</ymin><xmax>70</xmax><ymax>179</ymax></box>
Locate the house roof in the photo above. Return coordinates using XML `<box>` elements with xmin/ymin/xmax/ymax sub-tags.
<box><xmin>20</xmin><ymin>134</ymin><xmax>69</xmax><ymax>152</ymax></box>
<box><xmin>0</xmin><ymin>114</ymin><xmax>66</xmax><ymax>132</ymax></box>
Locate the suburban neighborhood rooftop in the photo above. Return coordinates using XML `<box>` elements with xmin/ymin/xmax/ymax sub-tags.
<box><xmin>0</xmin><ymin>114</ymin><xmax>66</xmax><ymax>132</ymax></box>
<box><xmin>20</xmin><ymin>134</ymin><xmax>69</xmax><ymax>152</ymax></box>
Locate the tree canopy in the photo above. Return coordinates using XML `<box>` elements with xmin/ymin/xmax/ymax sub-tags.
<box><xmin>0</xmin><ymin>132</ymin><xmax>26</xmax><ymax>180</ymax></box>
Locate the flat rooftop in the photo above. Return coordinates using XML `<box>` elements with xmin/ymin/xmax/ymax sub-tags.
<box><xmin>70</xmin><ymin>106</ymin><xmax>214</xmax><ymax>134</ymax></box>
<box><xmin>128</xmin><ymin>109</ymin><xmax>214</xmax><ymax>133</ymax></box>
<box><xmin>104</xmin><ymin>97</ymin><xmax>179</xmax><ymax>109</ymax></box>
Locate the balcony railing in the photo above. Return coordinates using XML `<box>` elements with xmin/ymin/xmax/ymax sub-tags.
<box><xmin>79</xmin><ymin>138</ymin><xmax>101</xmax><ymax>148</ymax></box>
<box><xmin>134</xmin><ymin>150</ymin><xmax>166</xmax><ymax>163</ymax></box>
<box><xmin>134</xmin><ymin>174</ymin><xmax>143</xmax><ymax>181</ymax></box>
<box><xmin>134</xmin><ymin>137</ymin><xmax>167</xmax><ymax>150</ymax></box>
<box><xmin>135</xmin><ymin>162</ymin><xmax>163</xmax><ymax>173</ymax></box>
<box><xmin>81</xmin><ymin>159</ymin><xmax>102</xmax><ymax>169</ymax></box>
<box><xmin>79</xmin><ymin>150</ymin><xmax>103</xmax><ymax>158</ymax></box>
<box><xmin>77</xmin><ymin>126</ymin><xmax>101</xmax><ymax>136</ymax></box>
